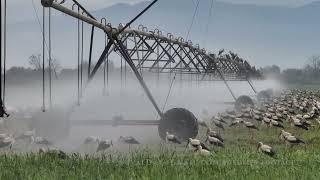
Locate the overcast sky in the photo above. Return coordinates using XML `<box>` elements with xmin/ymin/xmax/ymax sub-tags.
<box><xmin>6</xmin><ymin>0</ymin><xmax>319</xmax><ymax>23</ymax></box>
<box><xmin>8</xmin><ymin>0</ymin><xmax>319</xmax><ymax>10</ymax></box>
<box><xmin>62</xmin><ymin>0</ymin><xmax>318</xmax><ymax>8</ymax></box>
<box><xmin>4</xmin><ymin>0</ymin><xmax>320</xmax><ymax>68</ymax></box>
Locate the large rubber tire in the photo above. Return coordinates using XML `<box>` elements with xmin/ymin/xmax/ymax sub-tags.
<box><xmin>235</xmin><ymin>95</ymin><xmax>254</xmax><ymax>111</ymax></box>
<box><xmin>30</xmin><ymin>108</ymin><xmax>70</xmax><ymax>141</ymax></box>
<box><xmin>158</xmin><ymin>108</ymin><xmax>198</xmax><ymax>141</ymax></box>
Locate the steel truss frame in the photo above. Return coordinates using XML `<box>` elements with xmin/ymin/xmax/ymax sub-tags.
<box><xmin>41</xmin><ymin>0</ymin><xmax>261</xmax><ymax>118</ymax></box>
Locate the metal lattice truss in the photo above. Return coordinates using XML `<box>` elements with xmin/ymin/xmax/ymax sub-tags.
<box><xmin>118</xmin><ymin>30</ymin><xmax>260</xmax><ymax>80</ymax></box>
<box><xmin>42</xmin><ymin>0</ymin><xmax>260</xmax><ymax>82</ymax></box>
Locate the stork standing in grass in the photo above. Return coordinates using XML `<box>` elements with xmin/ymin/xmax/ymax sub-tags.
<box><xmin>212</xmin><ymin>119</ymin><xmax>225</xmax><ymax>132</ymax></box>
<box><xmin>240</xmin><ymin>120</ymin><xmax>259</xmax><ymax>139</ymax></box>
<box><xmin>288</xmin><ymin>116</ymin><xmax>309</xmax><ymax>130</ymax></box>
<box><xmin>84</xmin><ymin>136</ymin><xmax>99</xmax><ymax>144</ymax></box>
<box><xmin>186</xmin><ymin>138</ymin><xmax>210</xmax><ymax>151</ymax></box>
<box><xmin>83</xmin><ymin>136</ymin><xmax>102</xmax><ymax>153</ymax></box>
<box><xmin>33</xmin><ymin>136</ymin><xmax>53</xmax><ymax>148</ymax></box>
<box><xmin>39</xmin><ymin>147</ymin><xmax>67</xmax><ymax>159</ymax></box>
<box><xmin>96</xmin><ymin>139</ymin><xmax>113</xmax><ymax>152</ymax></box>
<box><xmin>229</xmin><ymin>118</ymin><xmax>242</xmax><ymax>127</ymax></box>
<box><xmin>16</xmin><ymin>129</ymin><xmax>35</xmax><ymax>143</ymax></box>
<box><xmin>194</xmin><ymin>145</ymin><xmax>211</xmax><ymax>156</ymax></box>
<box><xmin>241</xmin><ymin>120</ymin><xmax>259</xmax><ymax>130</ymax></box>
<box><xmin>269</xmin><ymin>120</ymin><xmax>284</xmax><ymax>129</ymax></box>
<box><xmin>198</xmin><ymin>120</ymin><xmax>208</xmax><ymax>128</ymax></box>
<box><xmin>206</xmin><ymin>128</ymin><xmax>224</xmax><ymax>142</ymax></box>
<box><xmin>119</xmin><ymin>136</ymin><xmax>140</xmax><ymax>144</ymax></box>
<box><xmin>165</xmin><ymin>132</ymin><xmax>182</xmax><ymax>144</ymax></box>
<box><xmin>257</xmin><ymin>142</ymin><xmax>276</xmax><ymax>157</ymax></box>
<box><xmin>284</xmin><ymin>134</ymin><xmax>305</xmax><ymax>146</ymax></box>
<box><xmin>0</xmin><ymin>134</ymin><xmax>15</xmax><ymax>150</ymax></box>
<box><xmin>279</xmin><ymin>130</ymin><xmax>292</xmax><ymax>140</ymax></box>
<box><xmin>0</xmin><ymin>133</ymin><xmax>8</xmax><ymax>140</ymax></box>
<box><xmin>206</xmin><ymin>135</ymin><xmax>224</xmax><ymax>148</ymax></box>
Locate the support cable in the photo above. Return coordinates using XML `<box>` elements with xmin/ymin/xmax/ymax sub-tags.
<box><xmin>162</xmin><ymin>73</ymin><xmax>177</xmax><ymax>113</ymax></box>
<box><xmin>186</xmin><ymin>0</ymin><xmax>200</xmax><ymax>40</ymax></box>
<box><xmin>203</xmin><ymin>0</ymin><xmax>215</xmax><ymax>49</ymax></box>
<box><xmin>116</xmin><ymin>0</ymin><xmax>158</xmax><ymax>36</ymax></box>
<box><xmin>162</xmin><ymin>0</ymin><xmax>200</xmax><ymax>112</ymax></box>
<box><xmin>31</xmin><ymin>0</ymin><xmax>52</xmax><ymax>61</ymax></box>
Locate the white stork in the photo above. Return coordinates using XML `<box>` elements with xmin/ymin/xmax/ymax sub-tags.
<box><xmin>96</xmin><ymin>140</ymin><xmax>113</xmax><ymax>152</ymax></box>
<box><xmin>194</xmin><ymin>145</ymin><xmax>211</xmax><ymax>156</ymax></box>
<box><xmin>165</xmin><ymin>132</ymin><xmax>182</xmax><ymax>144</ymax></box>
<box><xmin>206</xmin><ymin>136</ymin><xmax>224</xmax><ymax>148</ymax></box>
<box><xmin>119</xmin><ymin>136</ymin><xmax>140</xmax><ymax>144</ymax></box>
<box><xmin>257</xmin><ymin>142</ymin><xmax>275</xmax><ymax>157</ymax></box>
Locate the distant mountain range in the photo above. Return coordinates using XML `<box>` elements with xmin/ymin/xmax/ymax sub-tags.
<box><xmin>6</xmin><ymin>0</ymin><xmax>320</xmax><ymax>69</ymax></box>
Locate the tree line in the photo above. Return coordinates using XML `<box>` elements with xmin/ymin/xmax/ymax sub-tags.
<box><xmin>260</xmin><ymin>55</ymin><xmax>320</xmax><ymax>84</ymax></box>
<box><xmin>4</xmin><ymin>54</ymin><xmax>320</xmax><ymax>85</ymax></box>
<box><xmin>5</xmin><ymin>54</ymin><xmax>115</xmax><ymax>85</ymax></box>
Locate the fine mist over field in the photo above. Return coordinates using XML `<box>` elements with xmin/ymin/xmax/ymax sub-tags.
<box><xmin>4</xmin><ymin>71</ymin><xmax>282</xmax><ymax>151</ymax></box>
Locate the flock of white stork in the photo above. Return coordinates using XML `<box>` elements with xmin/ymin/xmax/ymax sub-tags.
<box><xmin>167</xmin><ymin>89</ymin><xmax>319</xmax><ymax>157</ymax></box>
<box><xmin>0</xmin><ymin>89</ymin><xmax>319</xmax><ymax>158</ymax></box>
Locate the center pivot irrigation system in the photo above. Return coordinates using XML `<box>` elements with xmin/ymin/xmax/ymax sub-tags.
<box><xmin>4</xmin><ymin>0</ymin><xmax>263</xmax><ymax>141</ymax></box>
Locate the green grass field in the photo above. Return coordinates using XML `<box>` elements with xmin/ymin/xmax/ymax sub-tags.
<box><xmin>1</xmin><ymin>125</ymin><xmax>320</xmax><ymax>180</ymax></box>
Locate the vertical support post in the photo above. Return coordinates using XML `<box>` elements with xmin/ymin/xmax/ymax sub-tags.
<box><xmin>120</xmin><ymin>54</ymin><xmax>123</xmax><ymax>92</ymax></box>
<box><xmin>156</xmin><ymin>43</ymin><xmax>160</xmax><ymax>87</ymax></box>
<box><xmin>106</xmin><ymin>38</ymin><xmax>109</xmax><ymax>96</ymax></box>
<box><xmin>42</xmin><ymin>6</ymin><xmax>46</xmax><ymax>112</ymax></box>
<box><xmin>103</xmin><ymin>32</ymin><xmax>107</xmax><ymax>95</ymax></box>
<box><xmin>133</xmin><ymin>35</ymin><xmax>141</xmax><ymax>74</ymax></box>
<box><xmin>124</xmin><ymin>38</ymin><xmax>127</xmax><ymax>88</ymax></box>
<box><xmin>197</xmin><ymin>73</ymin><xmax>200</xmax><ymax>87</ymax></box>
<box><xmin>179</xmin><ymin>48</ymin><xmax>183</xmax><ymax>89</ymax></box>
<box><xmin>3</xmin><ymin>0</ymin><xmax>6</xmax><ymax>107</ymax></box>
<box><xmin>141</xmin><ymin>37</ymin><xmax>144</xmax><ymax>75</ymax></box>
<box><xmin>48</xmin><ymin>7</ymin><xmax>52</xmax><ymax>107</ymax></box>
<box><xmin>80</xmin><ymin>18</ymin><xmax>84</xmax><ymax>96</ymax></box>
<box><xmin>77</xmin><ymin>7</ymin><xmax>80</xmax><ymax>105</ymax></box>
<box><xmin>0</xmin><ymin>0</ymin><xmax>8</xmax><ymax>117</ymax></box>
<box><xmin>0</xmin><ymin>0</ymin><xmax>3</xmax><ymax>117</ymax></box>
<box><xmin>0</xmin><ymin>0</ymin><xmax>3</xmax><ymax>115</ymax></box>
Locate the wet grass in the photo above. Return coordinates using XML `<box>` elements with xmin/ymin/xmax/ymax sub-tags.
<box><xmin>1</xmin><ymin>125</ymin><xmax>320</xmax><ymax>180</ymax></box>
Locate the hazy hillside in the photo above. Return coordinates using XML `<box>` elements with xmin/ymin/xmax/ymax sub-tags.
<box><xmin>6</xmin><ymin>0</ymin><xmax>320</xmax><ymax>69</ymax></box>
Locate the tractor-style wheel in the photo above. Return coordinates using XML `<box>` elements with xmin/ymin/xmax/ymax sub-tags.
<box><xmin>235</xmin><ymin>95</ymin><xmax>254</xmax><ymax>110</ymax></box>
<box><xmin>158</xmin><ymin>108</ymin><xmax>198</xmax><ymax>142</ymax></box>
